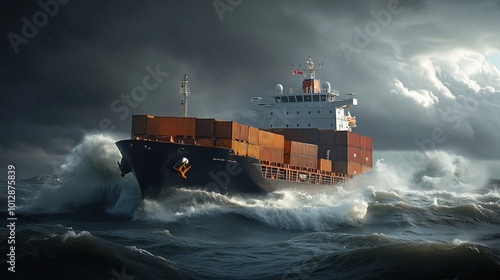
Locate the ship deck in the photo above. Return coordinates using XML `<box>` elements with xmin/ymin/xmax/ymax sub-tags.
<box><xmin>260</xmin><ymin>160</ymin><xmax>348</xmax><ymax>185</ymax></box>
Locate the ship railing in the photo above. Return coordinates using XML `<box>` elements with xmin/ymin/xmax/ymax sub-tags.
<box><xmin>260</xmin><ymin>161</ymin><xmax>347</xmax><ymax>186</ymax></box>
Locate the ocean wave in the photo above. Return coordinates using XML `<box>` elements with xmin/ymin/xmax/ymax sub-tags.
<box><xmin>282</xmin><ymin>237</ymin><xmax>500</xmax><ymax>280</ymax></box>
<box><xmin>137</xmin><ymin>188</ymin><xmax>369</xmax><ymax>231</ymax></box>
<box><xmin>62</xmin><ymin>230</ymin><xmax>92</xmax><ymax>242</ymax></box>
<box><xmin>17</xmin><ymin>134</ymin><xmax>142</xmax><ymax>215</ymax></box>
<box><xmin>58</xmin><ymin>134</ymin><xmax>123</xmax><ymax>179</ymax></box>
<box><xmin>14</xmin><ymin>228</ymin><xmax>185</xmax><ymax>280</ymax></box>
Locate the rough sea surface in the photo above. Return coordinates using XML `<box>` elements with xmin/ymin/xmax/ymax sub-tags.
<box><xmin>2</xmin><ymin>135</ymin><xmax>500</xmax><ymax>279</ymax></box>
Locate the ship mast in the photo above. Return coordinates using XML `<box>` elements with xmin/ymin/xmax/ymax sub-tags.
<box><xmin>180</xmin><ymin>74</ymin><xmax>190</xmax><ymax>117</ymax></box>
<box><xmin>292</xmin><ymin>56</ymin><xmax>323</xmax><ymax>80</ymax></box>
<box><xmin>292</xmin><ymin>57</ymin><xmax>324</xmax><ymax>93</ymax></box>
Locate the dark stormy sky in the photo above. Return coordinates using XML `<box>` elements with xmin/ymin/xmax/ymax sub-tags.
<box><xmin>1</xmin><ymin>0</ymin><xmax>500</xmax><ymax>179</ymax></box>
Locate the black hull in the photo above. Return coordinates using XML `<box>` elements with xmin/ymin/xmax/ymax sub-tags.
<box><xmin>116</xmin><ymin>140</ymin><xmax>339</xmax><ymax>199</ymax></box>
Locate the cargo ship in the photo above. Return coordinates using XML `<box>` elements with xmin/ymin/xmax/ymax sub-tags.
<box><xmin>116</xmin><ymin>57</ymin><xmax>372</xmax><ymax>199</ymax></box>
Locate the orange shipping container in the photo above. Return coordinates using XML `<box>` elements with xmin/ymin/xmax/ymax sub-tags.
<box><xmin>215</xmin><ymin>139</ymin><xmax>248</xmax><ymax>156</ymax></box>
<box><xmin>284</xmin><ymin>154</ymin><xmax>317</xmax><ymax>169</ymax></box>
<box><xmin>147</xmin><ymin>116</ymin><xmax>196</xmax><ymax>137</ymax></box>
<box><xmin>259</xmin><ymin>146</ymin><xmax>284</xmax><ymax>163</ymax></box>
<box><xmin>196</xmin><ymin>138</ymin><xmax>215</xmax><ymax>147</ymax></box>
<box><xmin>131</xmin><ymin>115</ymin><xmax>151</xmax><ymax>135</ymax></box>
<box><xmin>361</xmin><ymin>136</ymin><xmax>373</xmax><ymax>151</ymax></box>
<box><xmin>361</xmin><ymin>149</ymin><xmax>373</xmax><ymax>167</ymax></box>
<box><xmin>196</xmin><ymin>118</ymin><xmax>216</xmax><ymax>138</ymax></box>
<box><xmin>259</xmin><ymin>130</ymin><xmax>285</xmax><ymax>149</ymax></box>
<box><xmin>239</xmin><ymin>125</ymin><xmax>249</xmax><ymax>142</ymax></box>
<box><xmin>248</xmin><ymin>127</ymin><xmax>260</xmax><ymax>145</ymax></box>
<box><xmin>335</xmin><ymin>131</ymin><xmax>361</xmax><ymax>148</ymax></box>
<box><xmin>317</xmin><ymin>158</ymin><xmax>332</xmax><ymax>172</ymax></box>
<box><xmin>284</xmin><ymin>141</ymin><xmax>318</xmax><ymax>157</ymax></box>
<box><xmin>247</xmin><ymin>144</ymin><xmax>260</xmax><ymax>159</ymax></box>
<box><xmin>215</xmin><ymin>121</ymin><xmax>241</xmax><ymax>140</ymax></box>
<box><xmin>334</xmin><ymin>146</ymin><xmax>362</xmax><ymax>164</ymax></box>
<box><xmin>333</xmin><ymin>161</ymin><xmax>363</xmax><ymax>176</ymax></box>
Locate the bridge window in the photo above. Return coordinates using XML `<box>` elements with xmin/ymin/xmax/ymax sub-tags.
<box><xmin>321</xmin><ymin>95</ymin><xmax>326</xmax><ymax>101</ymax></box>
<box><xmin>296</xmin><ymin>95</ymin><xmax>303</xmax><ymax>102</ymax></box>
<box><xmin>289</xmin><ymin>96</ymin><xmax>296</xmax><ymax>102</ymax></box>
<box><xmin>304</xmin><ymin>95</ymin><xmax>312</xmax><ymax>102</ymax></box>
<box><xmin>313</xmin><ymin>95</ymin><xmax>320</xmax><ymax>101</ymax></box>
<box><xmin>281</xmin><ymin>96</ymin><xmax>288</xmax><ymax>102</ymax></box>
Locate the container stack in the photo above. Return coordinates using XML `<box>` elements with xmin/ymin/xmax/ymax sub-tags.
<box><xmin>284</xmin><ymin>141</ymin><xmax>318</xmax><ymax>169</ymax></box>
<box><xmin>195</xmin><ymin>118</ymin><xmax>216</xmax><ymax>146</ymax></box>
<box><xmin>247</xmin><ymin>127</ymin><xmax>260</xmax><ymax>158</ymax></box>
<box><xmin>258</xmin><ymin>130</ymin><xmax>284</xmax><ymax>163</ymax></box>
<box><xmin>214</xmin><ymin>121</ymin><xmax>248</xmax><ymax>156</ymax></box>
<box><xmin>360</xmin><ymin>135</ymin><xmax>373</xmax><ymax>172</ymax></box>
<box><xmin>130</xmin><ymin>115</ymin><xmax>372</xmax><ymax>176</ymax></box>
<box><xmin>267</xmin><ymin>128</ymin><xmax>320</xmax><ymax>146</ymax></box>
<box><xmin>317</xmin><ymin>159</ymin><xmax>332</xmax><ymax>172</ymax></box>
<box><xmin>331</xmin><ymin>131</ymin><xmax>373</xmax><ymax>176</ymax></box>
<box><xmin>266</xmin><ymin>128</ymin><xmax>373</xmax><ymax>176</ymax></box>
<box><xmin>132</xmin><ymin>115</ymin><xmax>197</xmax><ymax>143</ymax></box>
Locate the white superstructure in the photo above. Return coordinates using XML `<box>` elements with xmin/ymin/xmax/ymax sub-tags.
<box><xmin>250</xmin><ymin>57</ymin><xmax>357</xmax><ymax>131</ymax></box>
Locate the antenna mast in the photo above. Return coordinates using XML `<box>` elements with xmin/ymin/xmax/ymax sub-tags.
<box><xmin>180</xmin><ymin>74</ymin><xmax>189</xmax><ymax>117</ymax></box>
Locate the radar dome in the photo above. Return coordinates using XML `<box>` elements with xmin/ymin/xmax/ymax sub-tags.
<box><xmin>275</xmin><ymin>84</ymin><xmax>283</xmax><ymax>93</ymax></box>
<box><xmin>322</xmin><ymin>82</ymin><xmax>331</xmax><ymax>93</ymax></box>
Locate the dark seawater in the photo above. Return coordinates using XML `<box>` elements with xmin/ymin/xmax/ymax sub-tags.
<box><xmin>1</xmin><ymin>135</ymin><xmax>500</xmax><ymax>280</ymax></box>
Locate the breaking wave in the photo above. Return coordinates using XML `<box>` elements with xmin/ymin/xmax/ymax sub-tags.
<box><xmin>20</xmin><ymin>134</ymin><xmax>141</xmax><ymax>214</ymax></box>
<box><xmin>137</xmin><ymin>188</ymin><xmax>369</xmax><ymax>231</ymax></box>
